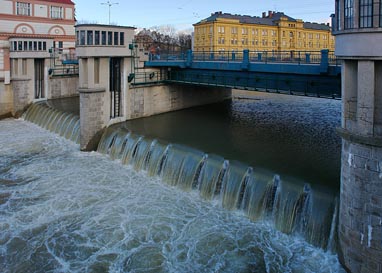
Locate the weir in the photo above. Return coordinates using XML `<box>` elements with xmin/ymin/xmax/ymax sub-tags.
<box><xmin>21</xmin><ymin>102</ymin><xmax>339</xmax><ymax>254</ymax></box>
<box><xmin>22</xmin><ymin>102</ymin><xmax>79</xmax><ymax>144</ymax></box>
<box><xmin>97</xmin><ymin>126</ymin><xmax>339</xmax><ymax>251</ymax></box>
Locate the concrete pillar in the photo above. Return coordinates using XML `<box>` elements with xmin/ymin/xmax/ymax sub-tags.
<box><xmin>79</xmin><ymin>87</ymin><xmax>108</xmax><ymax>151</ymax></box>
<box><xmin>337</xmin><ymin>60</ymin><xmax>382</xmax><ymax>273</ymax></box>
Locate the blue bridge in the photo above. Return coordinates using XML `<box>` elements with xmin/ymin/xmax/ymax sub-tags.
<box><xmin>142</xmin><ymin>49</ymin><xmax>341</xmax><ymax>99</ymax></box>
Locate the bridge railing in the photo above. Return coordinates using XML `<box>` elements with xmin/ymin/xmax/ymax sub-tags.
<box><xmin>129</xmin><ymin>70</ymin><xmax>168</xmax><ymax>85</ymax></box>
<box><xmin>48</xmin><ymin>65</ymin><xmax>79</xmax><ymax>76</ymax></box>
<box><xmin>149</xmin><ymin>49</ymin><xmax>340</xmax><ymax>66</ymax></box>
<box><xmin>150</xmin><ymin>50</ymin><xmax>341</xmax><ymax>66</ymax></box>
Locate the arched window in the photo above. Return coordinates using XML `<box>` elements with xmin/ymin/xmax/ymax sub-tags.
<box><xmin>344</xmin><ymin>0</ymin><xmax>354</xmax><ymax>29</ymax></box>
<box><xmin>359</xmin><ymin>0</ymin><xmax>373</xmax><ymax>28</ymax></box>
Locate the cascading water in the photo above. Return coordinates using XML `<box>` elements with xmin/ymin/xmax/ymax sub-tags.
<box><xmin>97</xmin><ymin>126</ymin><xmax>339</xmax><ymax>252</ymax></box>
<box><xmin>22</xmin><ymin>102</ymin><xmax>80</xmax><ymax>144</ymax></box>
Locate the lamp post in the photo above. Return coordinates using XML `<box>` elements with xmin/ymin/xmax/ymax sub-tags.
<box><xmin>101</xmin><ymin>0</ymin><xmax>119</xmax><ymax>25</ymax></box>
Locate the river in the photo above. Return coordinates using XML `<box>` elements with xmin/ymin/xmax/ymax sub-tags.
<box><xmin>0</xmin><ymin>90</ymin><xmax>345</xmax><ymax>272</ymax></box>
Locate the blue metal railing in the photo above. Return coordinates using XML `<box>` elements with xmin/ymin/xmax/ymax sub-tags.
<box><xmin>148</xmin><ymin>49</ymin><xmax>340</xmax><ymax>66</ymax></box>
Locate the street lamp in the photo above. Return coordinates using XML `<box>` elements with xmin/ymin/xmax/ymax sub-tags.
<box><xmin>101</xmin><ymin>1</ymin><xmax>119</xmax><ymax>25</ymax></box>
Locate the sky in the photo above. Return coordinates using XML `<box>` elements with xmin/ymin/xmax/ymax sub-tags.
<box><xmin>74</xmin><ymin>0</ymin><xmax>334</xmax><ymax>33</ymax></box>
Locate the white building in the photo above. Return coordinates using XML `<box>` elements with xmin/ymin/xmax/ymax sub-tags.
<box><xmin>0</xmin><ymin>0</ymin><xmax>76</xmax><ymax>116</ymax></box>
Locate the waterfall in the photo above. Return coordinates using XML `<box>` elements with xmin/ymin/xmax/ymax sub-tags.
<box><xmin>22</xmin><ymin>102</ymin><xmax>79</xmax><ymax>144</ymax></box>
<box><xmin>97</xmin><ymin>127</ymin><xmax>339</xmax><ymax>251</ymax></box>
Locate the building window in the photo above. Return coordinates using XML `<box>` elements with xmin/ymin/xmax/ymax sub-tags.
<box><xmin>107</xmin><ymin>31</ymin><xmax>112</xmax><ymax>45</ymax></box>
<box><xmin>379</xmin><ymin>0</ymin><xmax>382</xmax><ymax>27</ymax></box>
<box><xmin>231</xmin><ymin>27</ymin><xmax>238</xmax><ymax>34</ymax></box>
<box><xmin>114</xmin><ymin>32</ymin><xmax>119</xmax><ymax>45</ymax></box>
<box><xmin>76</xmin><ymin>31</ymin><xmax>79</xmax><ymax>45</ymax></box>
<box><xmin>336</xmin><ymin>0</ymin><xmax>341</xmax><ymax>30</ymax></box>
<box><xmin>242</xmin><ymin>28</ymin><xmax>248</xmax><ymax>35</ymax></box>
<box><xmin>58</xmin><ymin>41</ymin><xmax>63</xmax><ymax>50</ymax></box>
<box><xmin>359</xmin><ymin>0</ymin><xmax>373</xmax><ymax>28</ymax></box>
<box><xmin>218</xmin><ymin>26</ymin><xmax>225</xmax><ymax>33</ymax></box>
<box><xmin>344</xmin><ymin>0</ymin><xmax>354</xmax><ymax>29</ymax></box>
<box><xmin>80</xmin><ymin>30</ymin><xmax>85</xmax><ymax>45</ymax></box>
<box><xmin>87</xmin><ymin>31</ymin><xmax>93</xmax><ymax>45</ymax></box>
<box><xmin>101</xmin><ymin>31</ymin><xmax>107</xmax><ymax>45</ymax></box>
<box><xmin>120</xmin><ymin>32</ymin><xmax>124</xmax><ymax>45</ymax></box>
<box><xmin>95</xmin><ymin>31</ymin><xmax>100</xmax><ymax>45</ymax></box>
<box><xmin>380</xmin><ymin>0</ymin><xmax>382</xmax><ymax>27</ymax></box>
<box><xmin>16</xmin><ymin>2</ymin><xmax>30</xmax><ymax>16</ymax></box>
<box><xmin>50</xmin><ymin>6</ymin><xmax>63</xmax><ymax>19</ymax></box>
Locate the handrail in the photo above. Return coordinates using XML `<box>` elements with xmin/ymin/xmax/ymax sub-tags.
<box><xmin>148</xmin><ymin>49</ymin><xmax>340</xmax><ymax>66</ymax></box>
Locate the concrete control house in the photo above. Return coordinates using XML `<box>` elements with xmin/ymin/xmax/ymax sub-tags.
<box><xmin>0</xmin><ymin>0</ymin><xmax>76</xmax><ymax>116</ymax></box>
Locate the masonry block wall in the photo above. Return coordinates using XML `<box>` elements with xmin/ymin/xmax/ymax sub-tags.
<box><xmin>50</xmin><ymin>76</ymin><xmax>79</xmax><ymax>99</ymax></box>
<box><xmin>0</xmin><ymin>83</ymin><xmax>13</xmax><ymax>117</ymax></box>
<box><xmin>79</xmin><ymin>88</ymin><xmax>108</xmax><ymax>151</ymax></box>
<box><xmin>340</xmin><ymin>140</ymin><xmax>382</xmax><ymax>273</ymax></box>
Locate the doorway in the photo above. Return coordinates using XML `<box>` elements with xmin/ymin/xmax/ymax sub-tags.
<box><xmin>110</xmin><ymin>57</ymin><xmax>122</xmax><ymax>118</ymax></box>
<box><xmin>34</xmin><ymin>59</ymin><xmax>45</xmax><ymax>99</ymax></box>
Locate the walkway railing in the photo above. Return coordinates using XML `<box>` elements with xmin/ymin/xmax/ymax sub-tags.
<box><xmin>48</xmin><ymin>65</ymin><xmax>79</xmax><ymax>77</ymax></box>
<box><xmin>149</xmin><ymin>49</ymin><xmax>340</xmax><ymax>66</ymax></box>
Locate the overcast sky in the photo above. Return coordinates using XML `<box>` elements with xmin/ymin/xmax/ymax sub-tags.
<box><xmin>74</xmin><ymin>0</ymin><xmax>334</xmax><ymax>32</ymax></box>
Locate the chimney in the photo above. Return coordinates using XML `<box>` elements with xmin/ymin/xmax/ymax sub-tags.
<box><xmin>262</xmin><ymin>12</ymin><xmax>266</xmax><ymax>18</ymax></box>
<box><xmin>268</xmin><ymin>10</ymin><xmax>273</xmax><ymax>18</ymax></box>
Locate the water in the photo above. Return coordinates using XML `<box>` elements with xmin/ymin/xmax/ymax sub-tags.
<box><xmin>0</xmin><ymin>119</ymin><xmax>345</xmax><ymax>272</ymax></box>
<box><xmin>120</xmin><ymin>90</ymin><xmax>341</xmax><ymax>189</ymax></box>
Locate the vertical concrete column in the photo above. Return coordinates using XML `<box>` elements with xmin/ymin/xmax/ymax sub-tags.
<box><xmin>3</xmin><ymin>46</ymin><xmax>10</xmax><ymax>85</ymax></box>
<box><xmin>338</xmin><ymin>60</ymin><xmax>382</xmax><ymax>273</ymax></box>
<box><xmin>79</xmin><ymin>87</ymin><xmax>108</xmax><ymax>151</ymax></box>
<box><xmin>356</xmin><ymin>61</ymin><xmax>375</xmax><ymax>135</ymax></box>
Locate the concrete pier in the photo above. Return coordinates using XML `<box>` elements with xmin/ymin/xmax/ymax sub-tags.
<box><xmin>333</xmin><ymin>1</ymin><xmax>382</xmax><ymax>272</ymax></box>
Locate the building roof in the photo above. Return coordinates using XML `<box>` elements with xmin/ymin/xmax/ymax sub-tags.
<box><xmin>39</xmin><ymin>0</ymin><xmax>75</xmax><ymax>5</ymax></box>
<box><xmin>194</xmin><ymin>11</ymin><xmax>330</xmax><ymax>31</ymax></box>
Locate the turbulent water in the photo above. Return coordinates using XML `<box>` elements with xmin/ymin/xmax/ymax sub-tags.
<box><xmin>0</xmin><ymin>119</ymin><xmax>345</xmax><ymax>272</ymax></box>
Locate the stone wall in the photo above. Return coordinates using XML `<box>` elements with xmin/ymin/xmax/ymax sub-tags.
<box><xmin>49</xmin><ymin>76</ymin><xmax>79</xmax><ymax>99</ymax></box>
<box><xmin>339</xmin><ymin>136</ymin><xmax>382</xmax><ymax>273</ymax></box>
<box><xmin>0</xmin><ymin>82</ymin><xmax>13</xmax><ymax>118</ymax></box>
<box><xmin>126</xmin><ymin>84</ymin><xmax>232</xmax><ymax>120</ymax></box>
<box><xmin>79</xmin><ymin>88</ymin><xmax>109</xmax><ymax>151</ymax></box>
<box><xmin>12</xmin><ymin>78</ymin><xmax>31</xmax><ymax>115</ymax></box>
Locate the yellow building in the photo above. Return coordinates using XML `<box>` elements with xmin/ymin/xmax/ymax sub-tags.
<box><xmin>193</xmin><ymin>11</ymin><xmax>335</xmax><ymax>52</ymax></box>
